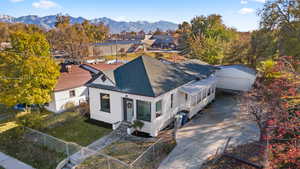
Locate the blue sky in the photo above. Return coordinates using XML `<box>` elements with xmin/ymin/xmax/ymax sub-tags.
<box><xmin>0</xmin><ymin>0</ymin><xmax>266</xmax><ymax>31</ymax></box>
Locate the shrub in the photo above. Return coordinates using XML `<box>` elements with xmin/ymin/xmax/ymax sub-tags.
<box><xmin>16</xmin><ymin>112</ymin><xmax>44</xmax><ymax>130</ymax></box>
<box><xmin>78</xmin><ymin>102</ymin><xmax>90</xmax><ymax>117</ymax></box>
<box><xmin>63</xmin><ymin>101</ymin><xmax>76</xmax><ymax>110</ymax></box>
<box><xmin>131</xmin><ymin>120</ymin><xmax>144</xmax><ymax>130</ymax></box>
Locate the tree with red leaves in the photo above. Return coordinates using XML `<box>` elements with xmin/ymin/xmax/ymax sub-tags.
<box><xmin>243</xmin><ymin>56</ymin><xmax>299</xmax><ymax>169</ymax></box>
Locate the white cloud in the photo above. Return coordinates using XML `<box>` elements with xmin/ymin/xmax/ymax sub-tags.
<box><xmin>32</xmin><ymin>0</ymin><xmax>59</xmax><ymax>9</ymax></box>
<box><xmin>10</xmin><ymin>0</ymin><xmax>24</xmax><ymax>2</ymax></box>
<box><xmin>241</xmin><ymin>0</ymin><xmax>248</xmax><ymax>4</ymax></box>
<box><xmin>238</xmin><ymin>8</ymin><xmax>255</xmax><ymax>14</ymax></box>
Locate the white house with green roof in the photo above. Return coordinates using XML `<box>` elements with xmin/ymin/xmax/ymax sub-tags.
<box><xmin>87</xmin><ymin>55</ymin><xmax>218</xmax><ymax>136</ymax></box>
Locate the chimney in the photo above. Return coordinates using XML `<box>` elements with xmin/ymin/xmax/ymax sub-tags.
<box><xmin>66</xmin><ymin>65</ymin><xmax>72</xmax><ymax>73</ymax></box>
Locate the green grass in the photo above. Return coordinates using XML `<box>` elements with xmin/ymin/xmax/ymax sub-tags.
<box><xmin>0</xmin><ymin>127</ymin><xmax>66</xmax><ymax>169</ymax></box>
<box><xmin>42</xmin><ymin>111</ymin><xmax>79</xmax><ymax>128</ymax></box>
<box><xmin>0</xmin><ymin>166</ymin><xmax>4</xmax><ymax>169</ymax></box>
<box><xmin>0</xmin><ymin>110</ymin><xmax>112</xmax><ymax>169</ymax></box>
<box><xmin>44</xmin><ymin>116</ymin><xmax>112</xmax><ymax>146</ymax></box>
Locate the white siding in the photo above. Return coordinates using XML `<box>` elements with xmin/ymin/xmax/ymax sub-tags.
<box><xmin>45</xmin><ymin>86</ymin><xmax>88</xmax><ymax>113</ymax></box>
<box><xmin>89</xmin><ymin>87</ymin><xmax>156</xmax><ymax>135</ymax></box>
<box><xmin>89</xmin><ymin>75</ymin><xmax>217</xmax><ymax>137</ymax></box>
<box><xmin>92</xmin><ymin>74</ymin><xmax>115</xmax><ymax>86</ymax></box>
<box><xmin>216</xmin><ymin>68</ymin><xmax>256</xmax><ymax>91</ymax></box>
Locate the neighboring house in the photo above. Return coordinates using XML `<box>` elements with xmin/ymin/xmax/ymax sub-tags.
<box><xmin>88</xmin><ymin>40</ymin><xmax>144</xmax><ymax>57</ymax></box>
<box><xmin>216</xmin><ymin>65</ymin><xmax>257</xmax><ymax>92</ymax></box>
<box><xmin>87</xmin><ymin>55</ymin><xmax>218</xmax><ymax>136</ymax></box>
<box><xmin>45</xmin><ymin>63</ymin><xmax>121</xmax><ymax>113</ymax></box>
<box><xmin>151</xmin><ymin>35</ymin><xmax>178</xmax><ymax>49</ymax></box>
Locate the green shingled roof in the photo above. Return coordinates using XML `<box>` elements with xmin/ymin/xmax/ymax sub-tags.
<box><xmin>112</xmin><ymin>55</ymin><xmax>196</xmax><ymax>97</ymax></box>
<box><xmin>88</xmin><ymin>55</ymin><xmax>217</xmax><ymax>97</ymax></box>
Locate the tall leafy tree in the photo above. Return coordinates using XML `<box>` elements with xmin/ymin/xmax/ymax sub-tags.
<box><xmin>179</xmin><ymin>14</ymin><xmax>237</xmax><ymax>64</ymax></box>
<box><xmin>0</xmin><ymin>31</ymin><xmax>60</xmax><ymax>109</ymax></box>
<box><xmin>259</xmin><ymin>0</ymin><xmax>300</xmax><ymax>61</ymax></box>
<box><xmin>48</xmin><ymin>15</ymin><xmax>109</xmax><ymax>60</ymax></box>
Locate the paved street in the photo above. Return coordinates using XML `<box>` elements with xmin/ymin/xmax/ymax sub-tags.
<box><xmin>0</xmin><ymin>152</ymin><xmax>34</xmax><ymax>169</ymax></box>
<box><xmin>159</xmin><ymin>92</ymin><xmax>260</xmax><ymax>169</ymax></box>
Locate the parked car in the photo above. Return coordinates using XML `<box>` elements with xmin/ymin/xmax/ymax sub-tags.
<box><xmin>13</xmin><ymin>104</ymin><xmax>39</xmax><ymax>111</ymax></box>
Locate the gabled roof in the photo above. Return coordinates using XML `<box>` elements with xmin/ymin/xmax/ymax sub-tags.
<box><xmin>55</xmin><ymin>63</ymin><xmax>121</xmax><ymax>92</ymax></box>
<box><xmin>89</xmin><ymin>55</ymin><xmax>197</xmax><ymax>97</ymax></box>
<box><xmin>55</xmin><ymin>65</ymin><xmax>92</xmax><ymax>92</ymax></box>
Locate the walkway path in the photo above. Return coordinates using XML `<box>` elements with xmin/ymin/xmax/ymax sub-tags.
<box><xmin>0</xmin><ymin>152</ymin><xmax>34</xmax><ymax>169</ymax></box>
<box><xmin>62</xmin><ymin>122</ymin><xmax>130</xmax><ymax>169</ymax></box>
<box><xmin>159</xmin><ymin>92</ymin><xmax>260</xmax><ymax>169</ymax></box>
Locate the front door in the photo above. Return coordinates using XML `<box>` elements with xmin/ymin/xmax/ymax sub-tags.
<box><xmin>123</xmin><ymin>98</ymin><xmax>134</xmax><ymax>122</ymax></box>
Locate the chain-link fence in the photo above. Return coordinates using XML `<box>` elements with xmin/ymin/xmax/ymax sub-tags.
<box><xmin>129</xmin><ymin>138</ymin><xmax>173</xmax><ymax>169</ymax></box>
<box><xmin>24</xmin><ymin>127</ymin><xmax>175</xmax><ymax>169</ymax></box>
<box><xmin>76</xmin><ymin>150</ymin><xmax>130</xmax><ymax>169</ymax></box>
<box><xmin>211</xmin><ymin>135</ymin><xmax>267</xmax><ymax>169</ymax></box>
<box><xmin>24</xmin><ymin>127</ymin><xmax>82</xmax><ymax>156</ymax></box>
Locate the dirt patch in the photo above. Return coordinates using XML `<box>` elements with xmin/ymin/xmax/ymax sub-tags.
<box><xmin>201</xmin><ymin>141</ymin><xmax>266</xmax><ymax>169</ymax></box>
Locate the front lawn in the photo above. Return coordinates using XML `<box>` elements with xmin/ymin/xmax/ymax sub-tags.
<box><xmin>44</xmin><ymin>117</ymin><xmax>112</xmax><ymax>146</ymax></box>
<box><xmin>0</xmin><ymin>110</ymin><xmax>112</xmax><ymax>169</ymax></box>
<box><xmin>0</xmin><ymin>127</ymin><xmax>66</xmax><ymax>169</ymax></box>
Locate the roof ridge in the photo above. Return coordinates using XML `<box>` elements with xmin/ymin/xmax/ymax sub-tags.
<box><xmin>140</xmin><ymin>55</ymin><xmax>156</xmax><ymax>97</ymax></box>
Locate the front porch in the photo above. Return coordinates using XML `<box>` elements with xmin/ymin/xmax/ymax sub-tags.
<box><xmin>152</xmin><ymin>76</ymin><xmax>217</xmax><ymax>136</ymax></box>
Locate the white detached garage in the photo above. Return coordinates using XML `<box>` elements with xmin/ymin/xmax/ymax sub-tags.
<box><xmin>216</xmin><ymin>65</ymin><xmax>256</xmax><ymax>92</ymax></box>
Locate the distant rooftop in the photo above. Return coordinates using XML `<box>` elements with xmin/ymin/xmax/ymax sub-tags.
<box><xmin>93</xmin><ymin>40</ymin><xmax>142</xmax><ymax>46</ymax></box>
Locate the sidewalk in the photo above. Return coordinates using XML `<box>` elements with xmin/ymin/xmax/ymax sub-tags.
<box><xmin>0</xmin><ymin>152</ymin><xmax>34</xmax><ymax>169</ymax></box>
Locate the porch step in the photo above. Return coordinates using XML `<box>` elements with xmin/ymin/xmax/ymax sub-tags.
<box><xmin>114</xmin><ymin>121</ymin><xmax>131</xmax><ymax>136</ymax></box>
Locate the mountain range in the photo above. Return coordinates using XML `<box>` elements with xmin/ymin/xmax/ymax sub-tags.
<box><xmin>0</xmin><ymin>14</ymin><xmax>178</xmax><ymax>33</ymax></box>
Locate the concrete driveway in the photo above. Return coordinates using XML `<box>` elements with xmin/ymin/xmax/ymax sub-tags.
<box><xmin>159</xmin><ymin>92</ymin><xmax>259</xmax><ymax>169</ymax></box>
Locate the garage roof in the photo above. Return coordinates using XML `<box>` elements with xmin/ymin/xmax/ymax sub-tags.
<box><xmin>219</xmin><ymin>65</ymin><xmax>256</xmax><ymax>76</ymax></box>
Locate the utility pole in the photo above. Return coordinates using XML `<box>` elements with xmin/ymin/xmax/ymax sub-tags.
<box><xmin>115</xmin><ymin>40</ymin><xmax>118</xmax><ymax>62</ymax></box>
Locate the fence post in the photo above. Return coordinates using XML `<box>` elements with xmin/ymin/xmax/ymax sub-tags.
<box><xmin>80</xmin><ymin>148</ymin><xmax>83</xmax><ymax>157</ymax></box>
<box><xmin>43</xmin><ymin>133</ymin><xmax>46</xmax><ymax>146</ymax></box>
<box><xmin>223</xmin><ymin>137</ymin><xmax>232</xmax><ymax>153</ymax></box>
<box><xmin>66</xmin><ymin>143</ymin><xmax>69</xmax><ymax>157</ymax></box>
<box><xmin>107</xmin><ymin>158</ymin><xmax>111</xmax><ymax>169</ymax></box>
